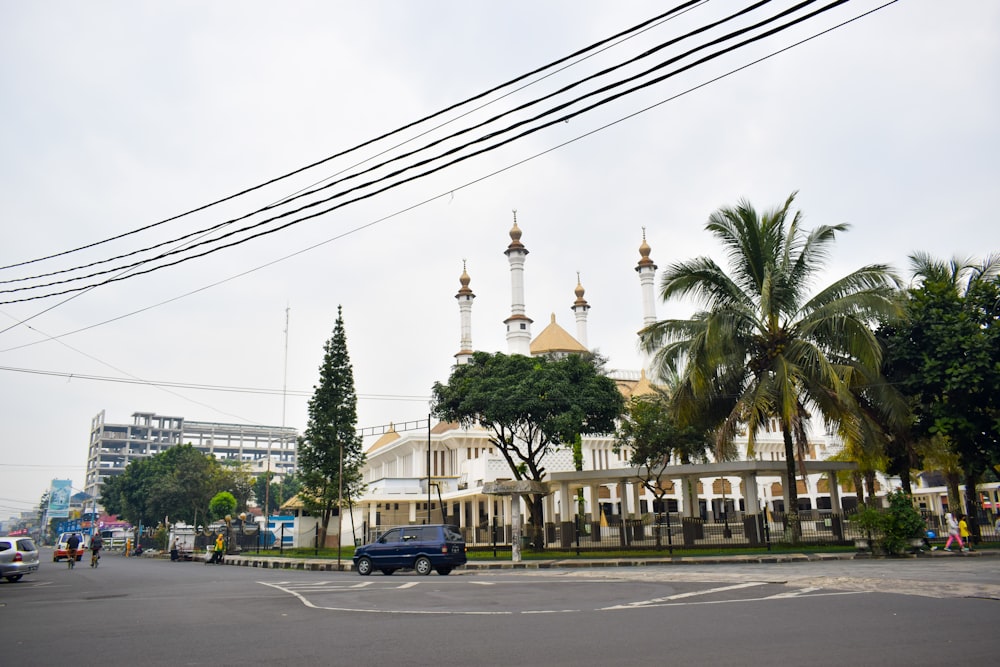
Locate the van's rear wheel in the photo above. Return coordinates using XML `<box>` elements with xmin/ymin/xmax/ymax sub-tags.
<box><xmin>436</xmin><ymin>567</ymin><xmax>452</xmax><ymax>576</ymax></box>
<box><xmin>6</xmin><ymin>574</ymin><xmax>23</xmax><ymax>582</ymax></box>
<box><xmin>414</xmin><ymin>556</ymin><xmax>432</xmax><ymax>576</ymax></box>
<box><xmin>356</xmin><ymin>557</ymin><xmax>373</xmax><ymax>576</ymax></box>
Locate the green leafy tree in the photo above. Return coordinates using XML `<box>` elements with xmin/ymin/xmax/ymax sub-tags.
<box><xmin>298</xmin><ymin>306</ymin><xmax>366</xmax><ymax>547</ymax></box>
<box><xmin>253</xmin><ymin>471</ymin><xmax>278</xmax><ymax>515</ymax></box>
<box><xmin>252</xmin><ymin>472</ymin><xmax>300</xmax><ymax>515</ymax></box>
<box><xmin>219</xmin><ymin>460</ymin><xmax>256</xmax><ymax>512</ymax></box>
<box><xmin>614</xmin><ymin>388</ymin><xmax>712</xmax><ymax>547</ymax></box>
<box><xmin>432</xmin><ymin>351</ymin><xmax>624</xmax><ymax>550</ymax></box>
<box><xmin>155</xmin><ymin>445</ymin><xmax>227</xmax><ymax>526</ymax></box>
<box><xmin>280</xmin><ymin>473</ymin><xmax>301</xmax><ymax>509</ymax></box>
<box><xmin>209</xmin><ymin>491</ymin><xmax>237</xmax><ymax>521</ymax></box>
<box><xmin>99</xmin><ymin>444</ymin><xmax>230</xmax><ymax>528</ymax></box>
<box><xmin>100</xmin><ymin>456</ymin><xmax>159</xmax><ymax>527</ymax></box>
<box><xmin>640</xmin><ymin>193</ymin><xmax>901</xmax><ymax>542</ymax></box>
<box><xmin>882</xmin><ymin>253</ymin><xmax>1000</xmax><ymax>528</ymax></box>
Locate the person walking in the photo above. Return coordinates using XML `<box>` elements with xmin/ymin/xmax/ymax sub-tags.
<box><xmin>207</xmin><ymin>532</ymin><xmax>225</xmax><ymax>564</ymax></box>
<box><xmin>958</xmin><ymin>514</ymin><xmax>972</xmax><ymax>551</ymax></box>
<box><xmin>943</xmin><ymin>512</ymin><xmax>965</xmax><ymax>551</ymax></box>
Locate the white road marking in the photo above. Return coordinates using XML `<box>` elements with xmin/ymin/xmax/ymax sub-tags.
<box><xmin>258</xmin><ymin>579</ymin><xmax>865</xmax><ymax>616</ymax></box>
<box><xmin>602</xmin><ymin>581</ymin><xmax>768</xmax><ymax>609</ymax></box>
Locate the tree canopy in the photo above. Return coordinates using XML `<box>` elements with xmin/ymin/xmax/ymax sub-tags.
<box><xmin>640</xmin><ymin>192</ymin><xmax>901</xmax><ymax>541</ymax></box>
<box><xmin>881</xmin><ymin>253</ymin><xmax>1000</xmax><ymax>516</ymax></box>
<box><xmin>297</xmin><ymin>305</ymin><xmax>366</xmax><ymax>546</ymax></box>
<box><xmin>432</xmin><ymin>351</ymin><xmax>624</xmax><ymax>548</ymax></box>
<box><xmin>99</xmin><ymin>444</ymin><xmax>234</xmax><ymax>527</ymax></box>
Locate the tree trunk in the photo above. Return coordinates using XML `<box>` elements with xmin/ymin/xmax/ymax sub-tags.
<box><xmin>852</xmin><ymin>472</ymin><xmax>864</xmax><ymax>508</ymax></box>
<box><xmin>781</xmin><ymin>426</ymin><xmax>800</xmax><ymax>543</ymax></box>
<box><xmin>945</xmin><ymin>471</ymin><xmax>962</xmax><ymax>516</ymax></box>
<box><xmin>864</xmin><ymin>471</ymin><xmax>878</xmax><ymax>506</ymax></box>
<box><xmin>963</xmin><ymin>470</ymin><xmax>981</xmax><ymax>542</ymax></box>
<box><xmin>526</xmin><ymin>494</ymin><xmax>545</xmax><ymax>551</ymax></box>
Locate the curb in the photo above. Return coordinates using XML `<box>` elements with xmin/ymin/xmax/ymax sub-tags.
<box><xmin>212</xmin><ymin>548</ymin><xmax>997</xmax><ymax>572</ymax></box>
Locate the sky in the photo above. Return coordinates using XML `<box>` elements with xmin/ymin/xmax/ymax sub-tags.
<box><xmin>2</xmin><ymin>0</ymin><xmax>998</xmax><ymax>521</ymax></box>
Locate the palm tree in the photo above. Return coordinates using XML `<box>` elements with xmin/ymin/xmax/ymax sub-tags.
<box><xmin>640</xmin><ymin>192</ymin><xmax>902</xmax><ymax>542</ymax></box>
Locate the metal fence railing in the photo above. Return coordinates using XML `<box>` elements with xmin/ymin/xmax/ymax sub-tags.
<box><xmin>455</xmin><ymin>509</ymin><xmax>1000</xmax><ymax>554</ymax></box>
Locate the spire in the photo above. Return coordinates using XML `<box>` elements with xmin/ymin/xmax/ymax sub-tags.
<box><xmin>636</xmin><ymin>228</ymin><xmax>658</xmax><ymax>374</ymax></box>
<box><xmin>571</xmin><ymin>271</ymin><xmax>590</xmax><ymax>349</ymax></box>
<box><xmin>504</xmin><ymin>211</ymin><xmax>532</xmax><ymax>356</ymax></box>
<box><xmin>454</xmin><ymin>260</ymin><xmax>476</xmax><ymax>364</ymax></box>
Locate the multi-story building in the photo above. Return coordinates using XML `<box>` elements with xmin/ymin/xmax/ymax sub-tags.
<box><xmin>85</xmin><ymin>410</ymin><xmax>298</xmax><ymax>498</ymax></box>
<box><xmin>352</xmin><ymin>223</ymin><xmax>871</xmax><ymax>544</ymax></box>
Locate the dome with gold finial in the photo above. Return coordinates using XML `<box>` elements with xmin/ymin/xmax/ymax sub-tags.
<box><xmin>506</xmin><ymin>210</ymin><xmax>526</xmax><ymax>253</ymax></box>
<box><xmin>573</xmin><ymin>272</ymin><xmax>588</xmax><ymax>307</ymax></box>
<box><xmin>636</xmin><ymin>227</ymin><xmax>656</xmax><ymax>270</ymax></box>
<box><xmin>456</xmin><ymin>260</ymin><xmax>474</xmax><ymax>297</ymax></box>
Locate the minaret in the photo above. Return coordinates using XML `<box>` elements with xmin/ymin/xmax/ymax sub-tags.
<box><xmin>454</xmin><ymin>260</ymin><xmax>475</xmax><ymax>365</ymax></box>
<box><xmin>571</xmin><ymin>272</ymin><xmax>590</xmax><ymax>349</ymax></box>
<box><xmin>504</xmin><ymin>212</ymin><xmax>533</xmax><ymax>356</ymax></box>
<box><xmin>635</xmin><ymin>228</ymin><xmax>658</xmax><ymax>372</ymax></box>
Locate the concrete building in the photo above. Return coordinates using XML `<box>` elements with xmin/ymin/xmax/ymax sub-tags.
<box><xmin>351</xmin><ymin>221</ymin><xmax>873</xmax><ymax>545</ymax></box>
<box><xmin>85</xmin><ymin>410</ymin><xmax>298</xmax><ymax>498</ymax></box>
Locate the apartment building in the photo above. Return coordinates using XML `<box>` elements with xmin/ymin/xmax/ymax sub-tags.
<box><xmin>85</xmin><ymin>410</ymin><xmax>298</xmax><ymax>498</ymax></box>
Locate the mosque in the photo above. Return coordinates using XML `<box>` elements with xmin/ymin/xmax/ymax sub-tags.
<box><xmin>348</xmin><ymin>219</ymin><xmax>862</xmax><ymax>547</ymax></box>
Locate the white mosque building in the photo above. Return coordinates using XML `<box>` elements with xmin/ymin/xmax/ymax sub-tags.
<box><xmin>349</xmin><ymin>220</ymin><xmax>866</xmax><ymax>548</ymax></box>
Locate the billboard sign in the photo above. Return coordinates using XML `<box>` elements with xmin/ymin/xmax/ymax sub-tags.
<box><xmin>48</xmin><ymin>479</ymin><xmax>72</xmax><ymax>519</ymax></box>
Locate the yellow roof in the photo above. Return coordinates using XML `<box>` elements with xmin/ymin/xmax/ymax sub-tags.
<box><xmin>279</xmin><ymin>493</ymin><xmax>305</xmax><ymax>511</ymax></box>
<box><xmin>367</xmin><ymin>425</ymin><xmax>401</xmax><ymax>453</ymax></box>
<box><xmin>530</xmin><ymin>314</ymin><xmax>587</xmax><ymax>355</ymax></box>
<box><xmin>614</xmin><ymin>370</ymin><xmax>660</xmax><ymax>400</ymax></box>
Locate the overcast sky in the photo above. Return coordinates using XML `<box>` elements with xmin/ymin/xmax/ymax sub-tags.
<box><xmin>2</xmin><ymin>1</ymin><xmax>998</xmax><ymax>520</ymax></box>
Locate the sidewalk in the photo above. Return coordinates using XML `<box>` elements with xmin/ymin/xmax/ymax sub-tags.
<box><xmin>210</xmin><ymin>547</ymin><xmax>996</xmax><ymax>573</ymax></box>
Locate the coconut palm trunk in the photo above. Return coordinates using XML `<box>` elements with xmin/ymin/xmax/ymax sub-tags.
<box><xmin>781</xmin><ymin>426</ymin><xmax>801</xmax><ymax>542</ymax></box>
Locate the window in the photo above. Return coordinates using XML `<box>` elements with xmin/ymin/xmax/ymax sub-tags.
<box><xmin>378</xmin><ymin>529</ymin><xmax>403</xmax><ymax>544</ymax></box>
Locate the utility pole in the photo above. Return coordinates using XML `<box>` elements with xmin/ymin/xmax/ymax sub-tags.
<box><xmin>427</xmin><ymin>413</ymin><xmax>432</xmax><ymax>523</ymax></box>
<box><xmin>265</xmin><ymin>305</ymin><xmax>290</xmax><ymax>526</ymax></box>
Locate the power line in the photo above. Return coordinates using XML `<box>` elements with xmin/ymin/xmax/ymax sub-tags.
<box><xmin>0</xmin><ymin>0</ymin><xmax>866</xmax><ymax>307</ymax></box>
<box><xmin>0</xmin><ymin>364</ymin><xmax>432</xmax><ymax>401</ymax></box>
<box><xmin>0</xmin><ymin>0</ymin><xmax>896</xmax><ymax>347</ymax></box>
<box><xmin>0</xmin><ymin>0</ymin><xmax>722</xmax><ymax>295</ymax></box>
<box><xmin>0</xmin><ymin>1</ymin><xmax>704</xmax><ymax>275</ymax></box>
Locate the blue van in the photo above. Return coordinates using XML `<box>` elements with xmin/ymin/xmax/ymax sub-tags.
<box><xmin>353</xmin><ymin>524</ymin><xmax>466</xmax><ymax>576</ymax></box>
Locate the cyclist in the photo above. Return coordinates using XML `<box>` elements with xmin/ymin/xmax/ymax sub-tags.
<box><xmin>66</xmin><ymin>532</ymin><xmax>81</xmax><ymax>569</ymax></box>
<box><xmin>90</xmin><ymin>532</ymin><xmax>104</xmax><ymax>567</ymax></box>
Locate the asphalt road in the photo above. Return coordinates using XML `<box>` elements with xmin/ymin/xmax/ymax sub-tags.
<box><xmin>2</xmin><ymin>549</ymin><xmax>997</xmax><ymax>666</ymax></box>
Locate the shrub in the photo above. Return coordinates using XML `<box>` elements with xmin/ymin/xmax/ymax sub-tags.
<box><xmin>854</xmin><ymin>490</ymin><xmax>925</xmax><ymax>556</ymax></box>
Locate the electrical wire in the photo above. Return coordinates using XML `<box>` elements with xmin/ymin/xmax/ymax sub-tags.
<box><xmin>0</xmin><ymin>364</ymin><xmax>431</xmax><ymax>401</ymax></box>
<box><xmin>0</xmin><ymin>0</ymin><xmax>726</xmax><ymax>292</ymax></box>
<box><xmin>0</xmin><ymin>0</ymin><xmax>860</xmax><ymax>306</ymax></box>
<box><xmin>0</xmin><ymin>0</ymin><xmax>897</xmax><ymax>346</ymax></box>
<box><xmin>0</xmin><ymin>0</ymin><xmax>705</xmax><ymax>274</ymax></box>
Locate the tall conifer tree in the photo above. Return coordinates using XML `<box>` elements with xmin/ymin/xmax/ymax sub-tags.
<box><xmin>298</xmin><ymin>305</ymin><xmax>365</xmax><ymax>546</ymax></box>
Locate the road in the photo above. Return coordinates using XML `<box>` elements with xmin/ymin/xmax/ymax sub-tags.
<box><xmin>2</xmin><ymin>549</ymin><xmax>997</xmax><ymax>666</ymax></box>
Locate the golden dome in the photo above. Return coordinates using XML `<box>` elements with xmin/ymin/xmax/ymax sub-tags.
<box><xmin>636</xmin><ymin>228</ymin><xmax>656</xmax><ymax>269</ymax></box>
<box><xmin>456</xmin><ymin>260</ymin><xmax>474</xmax><ymax>297</ymax></box>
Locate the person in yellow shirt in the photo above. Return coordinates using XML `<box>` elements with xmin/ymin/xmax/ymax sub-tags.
<box><xmin>207</xmin><ymin>532</ymin><xmax>225</xmax><ymax>564</ymax></box>
<box><xmin>958</xmin><ymin>514</ymin><xmax>972</xmax><ymax>552</ymax></box>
